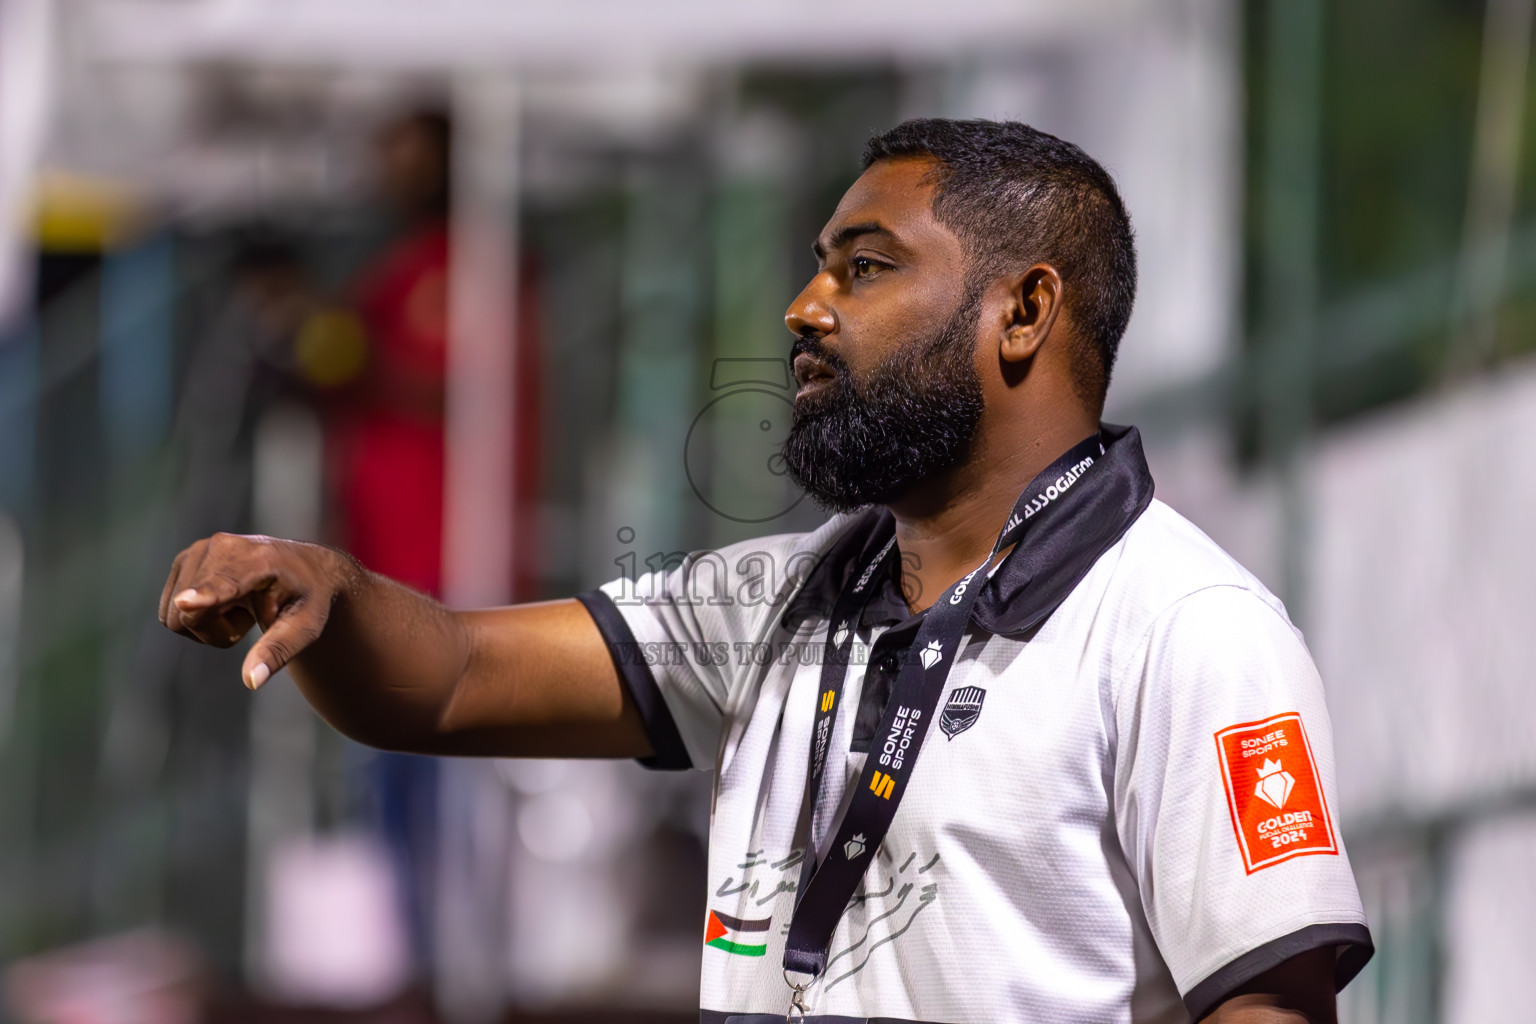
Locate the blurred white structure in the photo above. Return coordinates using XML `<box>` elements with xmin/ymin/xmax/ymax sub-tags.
<box><xmin>1313</xmin><ymin>362</ymin><xmax>1536</xmax><ymax>817</ymax></box>
<box><xmin>1310</xmin><ymin>364</ymin><xmax>1536</xmax><ymax>1024</ymax></box>
<box><xmin>0</xmin><ymin>0</ymin><xmax>56</xmax><ymax>324</ymax></box>
<box><xmin>83</xmin><ymin>0</ymin><xmax>1145</xmax><ymax>67</ymax></box>
<box><xmin>260</xmin><ymin>833</ymin><xmax>412</xmax><ymax>1008</ymax></box>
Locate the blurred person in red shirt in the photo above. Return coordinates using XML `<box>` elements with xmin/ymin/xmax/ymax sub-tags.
<box><xmin>321</xmin><ymin>106</ymin><xmax>542</xmax><ymax>988</ymax></box>
<box><xmin>331</xmin><ymin>109</ymin><xmax>453</xmax><ymax>597</ymax></box>
<box><xmin>306</xmin><ymin>109</ymin><xmax>456</xmax><ymax>984</ymax></box>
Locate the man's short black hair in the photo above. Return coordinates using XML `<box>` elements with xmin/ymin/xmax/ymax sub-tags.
<box><xmin>863</xmin><ymin>118</ymin><xmax>1137</xmax><ymax>409</ymax></box>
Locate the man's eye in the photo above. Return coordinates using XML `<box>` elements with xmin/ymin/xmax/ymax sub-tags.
<box><xmin>851</xmin><ymin>256</ymin><xmax>887</xmax><ymax>279</ymax></box>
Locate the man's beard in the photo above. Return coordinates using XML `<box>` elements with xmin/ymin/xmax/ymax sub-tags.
<box><xmin>782</xmin><ymin>286</ymin><xmax>986</xmax><ymax>513</ymax></box>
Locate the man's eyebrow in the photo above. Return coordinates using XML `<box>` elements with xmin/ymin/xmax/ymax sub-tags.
<box><xmin>812</xmin><ymin>221</ymin><xmax>895</xmax><ymax>260</ymax></box>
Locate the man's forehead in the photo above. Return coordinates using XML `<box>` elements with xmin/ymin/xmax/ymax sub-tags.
<box><xmin>818</xmin><ymin>156</ymin><xmax>946</xmax><ymax>249</ymax></box>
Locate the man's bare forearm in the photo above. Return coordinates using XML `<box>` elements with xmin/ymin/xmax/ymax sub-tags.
<box><xmin>290</xmin><ymin>581</ymin><xmax>653</xmax><ymax>757</ymax></box>
<box><xmin>285</xmin><ymin>557</ymin><xmax>475</xmax><ymax>750</ymax></box>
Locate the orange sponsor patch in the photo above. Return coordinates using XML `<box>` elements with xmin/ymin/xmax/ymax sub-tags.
<box><xmin>1214</xmin><ymin>712</ymin><xmax>1337</xmax><ymax>874</ymax></box>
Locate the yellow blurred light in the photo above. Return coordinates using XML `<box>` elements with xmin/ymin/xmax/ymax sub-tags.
<box><xmin>30</xmin><ymin>170</ymin><xmax>146</xmax><ymax>252</ymax></box>
<box><xmin>296</xmin><ymin>310</ymin><xmax>369</xmax><ymax>387</ymax></box>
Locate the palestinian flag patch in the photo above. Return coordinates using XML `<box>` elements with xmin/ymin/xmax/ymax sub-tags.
<box><xmin>704</xmin><ymin>909</ymin><xmax>770</xmax><ymax>956</ymax></box>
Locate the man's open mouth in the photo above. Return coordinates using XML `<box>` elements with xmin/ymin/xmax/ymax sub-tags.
<box><xmin>793</xmin><ymin>352</ymin><xmax>838</xmax><ymax>400</ymax></box>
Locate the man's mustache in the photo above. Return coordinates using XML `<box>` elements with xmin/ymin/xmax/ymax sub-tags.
<box><xmin>790</xmin><ymin>334</ymin><xmax>851</xmax><ymax>375</ymax></box>
<box><xmin>792</xmin><ymin>337</ymin><xmax>854</xmax><ymax>382</ymax></box>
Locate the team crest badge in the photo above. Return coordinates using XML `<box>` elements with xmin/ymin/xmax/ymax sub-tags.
<box><xmin>939</xmin><ymin>685</ymin><xmax>986</xmax><ymax>739</ymax></box>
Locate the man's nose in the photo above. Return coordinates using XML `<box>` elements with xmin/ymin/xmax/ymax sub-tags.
<box><xmin>785</xmin><ymin>272</ymin><xmax>836</xmax><ymax>337</ymax></box>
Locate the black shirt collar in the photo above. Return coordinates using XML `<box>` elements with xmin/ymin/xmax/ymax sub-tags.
<box><xmin>782</xmin><ymin>423</ymin><xmax>1155</xmax><ymax>638</ymax></box>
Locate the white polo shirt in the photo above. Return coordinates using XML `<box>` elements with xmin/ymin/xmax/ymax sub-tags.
<box><xmin>579</xmin><ymin>493</ymin><xmax>1371</xmax><ymax>1024</ymax></box>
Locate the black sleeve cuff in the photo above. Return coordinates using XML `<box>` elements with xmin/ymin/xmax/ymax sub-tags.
<box><xmin>1183</xmin><ymin>921</ymin><xmax>1374</xmax><ymax>1022</ymax></box>
<box><xmin>574</xmin><ymin>589</ymin><xmax>693</xmax><ymax>771</ymax></box>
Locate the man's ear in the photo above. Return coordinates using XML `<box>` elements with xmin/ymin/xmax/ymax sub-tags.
<box><xmin>1000</xmin><ymin>264</ymin><xmax>1064</xmax><ymax>365</ymax></box>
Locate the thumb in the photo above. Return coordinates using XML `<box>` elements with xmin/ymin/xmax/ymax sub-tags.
<box><xmin>241</xmin><ymin>600</ymin><xmax>326</xmax><ymax>690</ymax></box>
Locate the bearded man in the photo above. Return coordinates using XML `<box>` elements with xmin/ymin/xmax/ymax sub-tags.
<box><xmin>160</xmin><ymin>119</ymin><xmax>1372</xmax><ymax>1024</ymax></box>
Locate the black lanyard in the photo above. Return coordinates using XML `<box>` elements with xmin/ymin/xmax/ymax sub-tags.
<box><xmin>783</xmin><ymin>433</ymin><xmax>1106</xmax><ymax>994</ymax></box>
